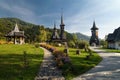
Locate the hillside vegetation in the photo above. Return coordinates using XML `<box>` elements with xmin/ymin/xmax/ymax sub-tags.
<box><xmin>75</xmin><ymin>32</ymin><xmax>90</xmax><ymax>41</ymax></box>
<box><xmin>0</xmin><ymin>17</ymin><xmax>90</xmax><ymax>45</ymax></box>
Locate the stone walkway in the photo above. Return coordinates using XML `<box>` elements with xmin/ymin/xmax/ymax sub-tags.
<box><xmin>35</xmin><ymin>47</ymin><xmax>65</xmax><ymax>80</ymax></box>
<box><xmin>73</xmin><ymin>47</ymin><xmax>120</xmax><ymax>80</ymax></box>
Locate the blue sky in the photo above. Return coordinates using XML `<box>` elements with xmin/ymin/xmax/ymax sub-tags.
<box><xmin>0</xmin><ymin>0</ymin><xmax>120</xmax><ymax>39</ymax></box>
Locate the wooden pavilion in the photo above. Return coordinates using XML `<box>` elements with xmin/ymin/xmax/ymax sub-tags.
<box><xmin>5</xmin><ymin>23</ymin><xmax>25</xmax><ymax>44</ymax></box>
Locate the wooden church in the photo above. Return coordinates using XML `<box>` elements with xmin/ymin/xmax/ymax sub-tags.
<box><xmin>5</xmin><ymin>23</ymin><xmax>25</xmax><ymax>44</ymax></box>
<box><xmin>89</xmin><ymin>21</ymin><xmax>99</xmax><ymax>46</ymax></box>
<box><xmin>51</xmin><ymin>13</ymin><xmax>66</xmax><ymax>42</ymax></box>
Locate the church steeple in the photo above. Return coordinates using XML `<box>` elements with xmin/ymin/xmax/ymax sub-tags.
<box><xmin>91</xmin><ymin>21</ymin><xmax>98</xmax><ymax>30</ymax></box>
<box><xmin>60</xmin><ymin>10</ymin><xmax>65</xmax><ymax>27</ymax></box>
<box><xmin>60</xmin><ymin>11</ymin><xmax>66</xmax><ymax>40</ymax></box>
<box><xmin>89</xmin><ymin>21</ymin><xmax>99</xmax><ymax>46</ymax></box>
<box><xmin>60</xmin><ymin>13</ymin><xmax>65</xmax><ymax>26</ymax></box>
<box><xmin>50</xmin><ymin>10</ymin><xmax>67</xmax><ymax>42</ymax></box>
<box><xmin>51</xmin><ymin>22</ymin><xmax>60</xmax><ymax>41</ymax></box>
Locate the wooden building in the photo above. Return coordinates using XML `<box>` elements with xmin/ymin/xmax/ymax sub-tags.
<box><xmin>51</xmin><ymin>22</ymin><xmax>60</xmax><ymax>41</ymax></box>
<box><xmin>51</xmin><ymin>13</ymin><xmax>66</xmax><ymax>42</ymax></box>
<box><xmin>89</xmin><ymin>21</ymin><xmax>99</xmax><ymax>46</ymax></box>
<box><xmin>106</xmin><ymin>27</ymin><xmax>120</xmax><ymax>49</ymax></box>
<box><xmin>5</xmin><ymin>23</ymin><xmax>25</xmax><ymax>44</ymax></box>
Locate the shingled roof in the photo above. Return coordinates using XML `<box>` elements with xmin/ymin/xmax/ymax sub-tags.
<box><xmin>51</xmin><ymin>22</ymin><xmax>60</xmax><ymax>40</ymax></box>
<box><xmin>107</xmin><ymin>27</ymin><xmax>120</xmax><ymax>42</ymax></box>
<box><xmin>91</xmin><ymin>21</ymin><xmax>98</xmax><ymax>30</ymax></box>
<box><xmin>5</xmin><ymin>23</ymin><xmax>25</xmax><ymax>37</ymax></box>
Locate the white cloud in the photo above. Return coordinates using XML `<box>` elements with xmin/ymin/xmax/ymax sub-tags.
<box><xmin>1</xmin><ymin>0</ymin><xmax>120</xmax><ymax>39</ymax></box>
<box><xmin>0</xmin><ymin>1</ymin><xmax>34</xmax><ymax>16</ymax></box>
<box><xmin>38</xmin><ymin>13</ymin><xmax>59</xmax><ymax>18</ymax></box>
<box><xmin>0</xmin><ymin>1</ymin><xmax>38</xmax><ymax>24</ymax></box>
<box><xmin>65</xmin><ymin>0</ymin><xmax>120</xmax><ymax>39</ymax></box>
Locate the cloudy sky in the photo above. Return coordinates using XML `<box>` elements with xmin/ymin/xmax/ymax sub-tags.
<box><xmin>0</xmin><ymin>0</ymin><xmax>120</xmax><ymax>39</ymax></box>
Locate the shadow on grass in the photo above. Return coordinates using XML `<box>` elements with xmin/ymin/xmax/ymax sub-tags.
<box><xmin>0</xmin><ymin>53</ymin><xmax>43</xmax><ymax>80</ymax></box>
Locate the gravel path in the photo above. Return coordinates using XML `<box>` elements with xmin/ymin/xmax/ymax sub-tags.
<box><xmin>73</xmin><ymin>47</ymin><xmax>120</xmax><ymax>80</ymax></box>
<box><xmin>35</xmin><ymin>47</ymin><xmax>65</xmax><ymax>80</ymax></box>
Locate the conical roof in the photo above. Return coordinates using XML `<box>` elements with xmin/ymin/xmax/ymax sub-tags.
<box><xmin>51</xmin><ymin>22</ymin><xmax>60</xmax><ymax>40</ymax></box>
<box><xmin>60</xmin><ymin>12</ymin><xmax>65</xmax><ymax>26</ymax></box>
<box><xmin>13</xmin><ymin>23</ymin><xmax>19</xmax><ymax>32</ymax></box>
<box><xmin>91</xmin><ymin>21</ymin><xmax>98</xmax><ymax>30</ymax></box>
<box><xmin>5</xmin><ymin>23</ymin><xmax>25</xmax><ymax>37</ymax></box>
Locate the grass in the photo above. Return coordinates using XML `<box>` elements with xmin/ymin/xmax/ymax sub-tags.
<box><xmin>101</xmin><ymin>48</ymin><xmax>120</xmax><ymax>53</ymax></box>
<box><xmin>0</xmin><ymin>44</ymin><xmax>44</xmax><ymax>80</ymax></box>
<box><xmin>56</xmin><ymin>47</ymin><xmax>102</xmax><ymax>80</ymax></box>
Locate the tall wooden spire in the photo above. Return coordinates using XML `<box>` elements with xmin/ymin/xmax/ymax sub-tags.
<box><xmin>89</xmin><ymin>21</ymin><xmax>99</xmax><ymax>46</ymax></box>
<box><xmin>91</xmin><ymin>21</ymin><xmax>98</xmax><ymax>30</ymax></box>
<box><xmin>60</xmin><ymin>11</ymin><xmax>65</xmax><ymax>27</ymax></box>
<box><xmin>60</xmin><ymin>10</ymin><xmax>66</xmax><ymax>40</ymax></box>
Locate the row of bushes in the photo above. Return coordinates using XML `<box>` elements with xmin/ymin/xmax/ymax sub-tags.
<box><xmin>0</xmin><ymin>40</ymin><xmax>6</xmax><ymax>44</ymax></box>
<box><xmin>40</xmin><ymin>43</ymin><xmax>71</xmax><ymax>68</ymax></box>
<box><xmin>40</xmin><ymin>43</ymin><xmax>76</xmax><ymax>79</ymax></box>
<box><xmin>0</xmin><ymin>40</ymin><xmax>14</xmax><ymax>44</ymax></box>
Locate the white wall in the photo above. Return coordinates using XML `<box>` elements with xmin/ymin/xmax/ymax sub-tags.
<box><xmin>108</xmin><ymin>42</ymin><xmax>115</xmax><ymax>49</ymax></box>
<box><xmin>115</xmin><ymin>41</ymin><xmax>120</xmax><ymax>50</ymax></box>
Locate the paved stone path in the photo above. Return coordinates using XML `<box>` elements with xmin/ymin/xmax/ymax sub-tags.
<box><xmin>35</xmin><ymin>47</ymin><xmax>65</xmax><ymax>80</ymax></box>
<box><xmin>73</xmin><ymin>47</ymin><xmax>120</xmax><ymax>80</ymax></box>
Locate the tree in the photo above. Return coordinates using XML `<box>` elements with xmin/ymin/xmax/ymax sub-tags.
<box><xmin>38</xmin><ymin>26</ymin><xmax>47</xmax><ymax>42</ymax></box>
<box><xmin>68</xmin><ymin>40</ymin><xmax>75</xmax><ymax>48</ymax></box>
<box><xmin>100</xmin><ymin>39</ymin><xmax>108</xmax><ymax>48</ymax></box>
<box><xmin>78</xmin><ymin>40</ymin><xmax>89</xmax><ymax>49</ymax></box>
<box><xmin>72</xmin><ymin>33</ymin><xmax>78</xmax><ymax>48</ymax></box>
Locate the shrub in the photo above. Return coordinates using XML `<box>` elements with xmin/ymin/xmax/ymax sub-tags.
<box><xmin>53</xmin><ymin>50</ymin><xmax>64</xmax><ymax>56</ymax></box>
<box><xmin>23</xmin><ymin>51</ymin><xmax>29</xmax><ymax>69</ymax></box>
<box><xmin>34</xmin><ymin>43</ymin><xmax>40</xmax><ymax>48</ymax></box>
<box><xmin>40</xmin><ymin>43</ymin><xmax>72</xmax><ymax>69</ymax></box>
<box><xmin>0</xmin><ymin>40</ymin><xmax>6</xmax><ymax>44</ymax></box>
<box><xmin>68</xmin><ymin>40</ymin><xmax>75</xmax><ymax>48</ymax></box>
<box><xmin>78</xmin><ymin>40</ymin><xmax>89</xmax><ymax>49</ymax></box>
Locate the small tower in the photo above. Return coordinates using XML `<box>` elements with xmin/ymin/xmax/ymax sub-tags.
<box><xmin>89</xmin><ymin>21</ymin><xmax>99</xmax><ymax>46</ymax></box>
<box><xmin>51</xmin><ymin>22</ymin><xmax>60</xmax><ymax>41</ymax></box>
<box><xmin>59</xmin><ymin>12</ymin><xmax>66</xmax><ymax>41</ymax></box>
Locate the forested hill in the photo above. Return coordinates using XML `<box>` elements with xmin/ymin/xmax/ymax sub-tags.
<box><xmin>0</xmin><ymin>17</ymin><xmax>36</xmax><ymax>39</ymax></box>
<box><xmin>0</xmin><ymin>17</ymin><xmax>47</xmax><ymax>42</ymax></box>
<box><xmin>75</xmin><ymin>32</ymin><xmax>90</xmax><ymax>41</ymax></box>
<box><xmin>0</xmin><ymin>17</ymin><xmax>90</xmax><ymax>43</ymax></box>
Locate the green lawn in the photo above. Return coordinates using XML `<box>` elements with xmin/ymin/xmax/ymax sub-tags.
<box><xmin>0</xmin><ymin>44</ymin><xmax>44</xmax><ymax>80</ymax></box>
<box><xmin>101</xmin><ymin>48</ymin><xmax>120</xmax><ymax>53</ymax></box>
<box><xmin>56</xmin><ymin>47</ymin><xmax>102</xmax><ymax>80</ymax></box>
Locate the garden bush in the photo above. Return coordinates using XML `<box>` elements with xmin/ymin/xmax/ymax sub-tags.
<box><xmin>34</xmin><ymin>43</ymin><xmax>40</xmax><ymax>48</ymax></box>
<box><xmin>0</xmin><ymin>40</ymin><xmax>6</xmax><ymax>44</ymax></box>
<box><xmin>40</xmin><ymin>43</ymin><xmax>71</xmax><ymax>69</ymax></box>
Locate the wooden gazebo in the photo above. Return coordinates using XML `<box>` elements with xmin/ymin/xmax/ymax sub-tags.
<box><xmin>5</xmin><ymin>23</ymin><xmax>25</xmax><ymax>44</ymax></box>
